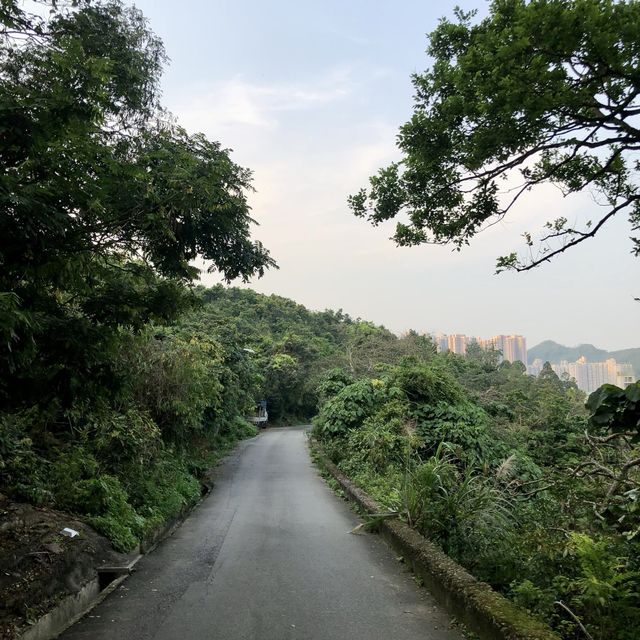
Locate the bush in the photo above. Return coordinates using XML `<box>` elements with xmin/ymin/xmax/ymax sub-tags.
<box><xmin>345</xmin><ymin>407</ymin><xmax>410</xmax><ymax>472</ymax></box>
<box><xmin>316</xmin><ymin>368</ymin><xmax>355</xmax><ymax>405</ymax></box>
<box><xmin>123</xmin><ymin>452</ymin><xmax>201</xmax><ymax>530</ymax></box>
<box><xmin>127</xmin><ymin>334</ymin><xmax>225</xmax><ymax>443</ymax></box>
<box><xmin>89</xmin><ymin>408</ymin><xmax>161</xmax><ymax>468</ymax></box>
<box><xmin>0</xmin><ymin>411</ymin><xmax>51</xmax><ymax>505</ymax></box>
<box><xmin>58</xmin><ymin>474</ymin><xmax>146</xmax><ymax>553</ymax></box>
<box><xmin>313</xmin><ymin>378</ymin><xmax>402</xmax><ymax>437</ymax></box>
<box><xmin>411</xmin><ymin>400</ymin><xmax>499</xmax><ymax>463</ymax></box>
<box><xmin>402</xmin><ymin>446</ymin><xmax>515</xmax><ymax>581</ymax></box>
<box><xmin>388</xmin><ymin>363</ymin><xmax>465</xmax><ymax>406</ymax></box>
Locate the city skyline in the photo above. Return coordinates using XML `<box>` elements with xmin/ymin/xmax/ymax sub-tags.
<box><xmin>428</xmin><ymin>331</ymin><xmax>637</xmax><ymax>393</ymax></box>
<box><xmin>528</xmin><ymin>357</ymin><xmax>636</xmax><ymax>395</ymax></box>
<box><xmin>421</xmin><ymin>328</ymin><xmax>637</xmax><ymax>354</ymax></box>
<box><xmin>430</xmin><ymin>333</ymin><xmax>528</xmax><ymax>365</ymax></box>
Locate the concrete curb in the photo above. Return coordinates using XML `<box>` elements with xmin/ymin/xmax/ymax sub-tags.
<box><xmin>17</xmin><ymin>508</ymin><xmax>194</xmax><ymax>640</ymax></box>
<box><xmin>313</xmin><ymin>444</ymin><xmax>560</xmax><ymax>640</ymax></box>
<box><xmin>17</xmin><ymin>458</ymin><xmax>227</xmax><ymax>640</ymax></box>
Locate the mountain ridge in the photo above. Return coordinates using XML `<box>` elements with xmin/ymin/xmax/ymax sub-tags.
<box><xmin>528</xmin><ymin>340</ymin><xmax>640</xmax><ymax>378</ymax></box>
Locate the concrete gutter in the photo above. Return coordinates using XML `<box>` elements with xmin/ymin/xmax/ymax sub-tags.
<box><xmin>20</xmin><ymin>573</ymin><xmax>128</xmax><ymax>640</ymax></box>
<box><xmin>19</xmin><ymin>477</ymin><xmax>213</xmax><ymax>640</ymax></box>
<box><xmin>313</xmin><ymin>445</ymin><xmax>560</xmax><ymax>640</ymax></box>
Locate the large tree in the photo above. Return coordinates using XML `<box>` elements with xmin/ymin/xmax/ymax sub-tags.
<box><xmin>349</xmin><ymin>0</ymin><xmax>640</xmax><ymax>272</ymax></box>
<box><xmin>0</xmin><ymin>0</ymin><xmax>275</xmax><ymax>408</ymax></box>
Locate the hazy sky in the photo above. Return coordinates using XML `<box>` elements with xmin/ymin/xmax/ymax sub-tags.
<box><xmin>131</xmin><ymin>0</ymin><xmax>639</xmax><ymax>351</ymax></box>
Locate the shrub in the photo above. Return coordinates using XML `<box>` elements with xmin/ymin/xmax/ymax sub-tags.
<box><xmin>388</xmin><ymin>363</ymin><xmax>465</xmax><ymax>406</ymax></box>
<box><xmin>346</xmin><ymin>409</ymin><xmax>410</xmax><ymax>472</ymax></box>
<box><xmin>313</xmin><ymin>378</ymin><xmax>401</xmax><ymax>438</ymax></box>
<box><xmin>315</xmin><ymin>368</ymin><xmax>355</xmax><ymax>405</ymax></box>
<box><xmin>89</xmin><ymin>407</ymin><xmax>161</xmax><ymax>468</ymax></box>
<box><xmin>123</xmin><ymin>451</ymin><xmax>200</xmax><ymax>529</ymax></box>
<box><xmin>127</xmin><ymin>334</ymin><xmax>225</xmax><ymax>443</ymax></box>
<box><xmin>69</xmin><ymin>475</ymin><xmax>145</xmax><ymax>553</ymax></box>
<box><xmin>411</xmin><ymin>401</ymin><xmax>498</xmax><ymax>463</ymax></box>
<box><xmin>402</xmin><ymin>446</ymin><xmax>515</xmax><ymax>580</ymax></box>
<box><xmin>0</xmin><ymin>411</ymin><xmax>51</xmax><ymax>505</ymax></box>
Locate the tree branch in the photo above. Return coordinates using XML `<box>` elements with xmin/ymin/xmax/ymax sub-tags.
<box><xmin>515</xmin><ymin>195</ymin><xmax>639</xmax><ymax>271</ymax></box>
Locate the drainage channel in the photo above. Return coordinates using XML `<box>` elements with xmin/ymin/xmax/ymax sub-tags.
<box><xmin>20</xmin><ymin>556</ymin><xmax>142</xmax><ymax>640</ymax></box>
<box><xmin>19</xmin><ymin>463</ymin><xmax>217</xmax><ymax>640</ymax></box>
<box><xmin>97</xmin><ymin>554</ymin><xmax>141</xmax><ymax>590</ymax></box>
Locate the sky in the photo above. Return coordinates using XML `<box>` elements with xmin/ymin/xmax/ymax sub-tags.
<box><xmin>131</xmin><ymin>0</ymin><xmax>639</xmax><ymax>352</ymax></box>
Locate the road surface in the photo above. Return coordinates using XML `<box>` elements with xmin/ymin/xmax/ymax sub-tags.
<box><xmin>62</xmin><ymin>427</ymin><xmax>463</xmax><ymax>640</ymax></box>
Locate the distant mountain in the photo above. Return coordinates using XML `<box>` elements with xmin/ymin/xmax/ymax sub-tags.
<box><xmin>528</xmin><ymin>340</ymin><xmax>640</xmax><ymax>377</ymax></box>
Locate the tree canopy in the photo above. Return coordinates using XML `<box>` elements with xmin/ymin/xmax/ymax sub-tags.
<box><xmin>0</xmin><ymin>0</ymin><xmax>276</xmax><ymax>563</ymax></box>
<box><xmin>349</xmin><ymin>0</ymin><xmax>640</xmax><ymax>272</ymax></box>
<box><xmin>0</xmin><ymin>0</ymin><xmax>274</xmax><ymax>403</ymax></box>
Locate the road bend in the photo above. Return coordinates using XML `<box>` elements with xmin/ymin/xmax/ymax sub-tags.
<box><xmin>61</xmin><ymin>426</ymin><xmax>463</xmax><ymax>640</ymax></box>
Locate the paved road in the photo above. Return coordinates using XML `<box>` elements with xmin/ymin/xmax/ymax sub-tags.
<box><xmin>62</xmin><ymin>427</ymin><xmax>463</xmax><ymax>640</ymax></box>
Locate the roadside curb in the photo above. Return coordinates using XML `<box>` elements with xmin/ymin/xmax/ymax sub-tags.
<box><xmin>17</xmin><ymin>448</ymin><xmax>236</xmax><ymax>640</ymax></box>
<box><xmin>18</xmin><ymin>504</ymin><xmax>197</xmax><ymax>640</ymax></box>
<box><xmin>312</xmin><ymin>443</ymin><xmax>559</xmax><ymax>640</ymax></box>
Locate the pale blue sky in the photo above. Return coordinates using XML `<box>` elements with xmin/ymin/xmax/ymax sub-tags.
<box><xmin>132</xmin><ymin>0</ymin><xmax>638</xmax><ymax>351</ymax></box>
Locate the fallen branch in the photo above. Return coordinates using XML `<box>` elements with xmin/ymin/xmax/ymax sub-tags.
<box><xmin>554</xmin><ymin>601</ymin><xmax>593</xmax><ymax>640</ymax></box>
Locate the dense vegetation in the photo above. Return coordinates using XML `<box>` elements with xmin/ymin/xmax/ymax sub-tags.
<box><xmin>0</xmin><ymin>267</ymin><xmax>434</xmax><ymax>552</ymax></box>
<box><xmin>313</xmin><ymin>348</ymin><xmax>640</xmax><ymax>640</ymax></box>
<box><xmin>191</xmin><ymin>286</ymin><xmax>438</xmax><ymax>422</ymax></box>
<box><xmin>3</xmin><ymin>3</ymin><xmax>639</xmax><ymax>640</ymax></box>
<box><xmin>0</xmin><ymin>0</ymin><xmax>440</xmax><ymax>558</ymax></box>
<box><xmin>0</xmin><ymin>0</ymin><xmax>273</xmax><ymax>552</ymax></box>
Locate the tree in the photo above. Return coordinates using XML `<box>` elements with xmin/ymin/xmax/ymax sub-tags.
<box><xmin>0</xmin><ymin>1</ymin><xmax>274</xmax><ymax>408</ymax></box>
<box><xmin>349</xmin><ymin>0</ymin><xmax>640</xmax><ymax>272</ymax></box>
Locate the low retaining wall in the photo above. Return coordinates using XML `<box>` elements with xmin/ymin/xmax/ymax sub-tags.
<box><xmin>19</xmin><ymin>480</ymin><xmax>211</xmax><ymax>640</ymax></box>
<box><xmin>314</xmin><ymin>446</ymin><xmax>559</xmax><ymax>640</ymax></box>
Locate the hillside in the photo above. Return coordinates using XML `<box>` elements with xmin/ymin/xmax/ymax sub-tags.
<box><xmin>528</xmin><ymin>340</ymin><xmax>640</xmax><ymax>377</ymax></box>
<box><xmin>188</xmin><ymin>286</ymin><xmax>433</xmax><ymax>420</ymax></box>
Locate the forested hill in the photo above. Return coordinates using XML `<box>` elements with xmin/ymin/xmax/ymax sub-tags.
<box><xmin>184</xmin><ymin>285</ymin><xmax>435</xmax><ymax>421</ymax></box>
<box><xmin>529</xmin><ymin>340</ymin><xmax>640</xmax><ymax>376</ymax></box>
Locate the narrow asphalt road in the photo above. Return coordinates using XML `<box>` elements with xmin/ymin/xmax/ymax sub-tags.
<box><xmin>61</xmin><ymin>427</ymin><xmax>463</xmax><ymax>640</ymax></box>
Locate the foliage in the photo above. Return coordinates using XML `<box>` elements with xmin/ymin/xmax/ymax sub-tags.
<box><xmin>85</xmin><ymin>477</ymin><xmax>147</xmax><ymax>552</ymax></box>
<box><xmin>0</xmin><ymin>0</ymin><xmax>273</xmax><ymax>553</ymax></box>
<box><xmin>192</xmin><ymin>285</ymin><xmax>350</xmax><ymax>422</ymax></box>
<box><xmin>387</xmin><ymin>361</ymin><xmax>464</xmax><ymax>406</ymax></box>
<box><xmin>0</xmin><ymin>0</ymin><xmax>274</xmax><ymax>414</ymax></box>
<box><xmin>125</xmin><ymin>333</ymin><xmax>226</xmax><ymax>442</ymax></box>
<box><xmin>345</xmin><ymin>409</ymin><xmax>410</xmax><ymax>472</ymax></box>
<box><xmin>412</xmin><ymin>401</ymin><xmax>497</xmax><ymax>462</ymax></box>
<box><xmin>313</xmin><ymin>378</ymin><xmax>401</xmax><ymax>437</ymax></box>
<box><xmin>313</xmin><ymin>349</ymin><xmax>640</xmax><ymax>639</ymax></box>
<box><xmin>349</xmin><ymin>0</ymin><xmax>640</xmax><ymax>273</ymax></box>
<box><xmin>316</xmin><ymin>368</ymin><xmax>355</xmax><ymax>404</ymax></box>
<box><xmin>587</xmin><ymin>381</ymin><xmax>640</xmax><ymax>439</ymax></box>
<box><xmin>0</xmin><ymin>410</ymin><xmax>51</xmax><ymax>505</ymax></box>
<box><xmin>403</xmin><ymin>446</ymin><xmax>515</xmax><ymax>577</ymax></box>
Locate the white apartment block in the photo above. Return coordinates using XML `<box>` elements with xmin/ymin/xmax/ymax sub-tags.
<box><xmin>429</xmin><ymin>332</ymin><xmax>527</xmax><ymax>364</ymax></box>
<box><xmin>528</xmin><ymin>356</ymin><xmax>636</xmax><ymax>394</ymax></box>
<box><xmin>447</xmin><ymin>334</ymin><xmax>468</xmax><ymax>356</ymax></box>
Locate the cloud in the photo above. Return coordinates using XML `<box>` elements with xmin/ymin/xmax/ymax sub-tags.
<box><xmin>170</xmin><ymin>68</ymin><xmax>353</xmax><ymax>135</ymax></box>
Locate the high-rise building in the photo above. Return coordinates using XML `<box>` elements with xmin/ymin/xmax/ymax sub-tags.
<box><xmin>427</xmin><ymin>332</ymin><xmax>527</xmax><ymax>364</ymax></box>
<box><xmin>527</xmin><ymin>358</ymin><xmax>544</xmax><ymax>377</ymax></box>
<box><xmin>448</xmin><ymin>334</ymin><xmax>467</xmax><ymax>355</ymax></box>
<box><xmin>510</xmin><ymin>335</ymin><xmax>527</xmax><ymax>365</ymax></box>
<box><xmin>548</xmin><ymin>357</ymin><xmax>636</xmax><ymax>394</ymax></box>
<box><xmin>616</xmin><ymin>362</ymin><xmax>635</xmax><ymax>388</ymax></box>
<box><xmin>479</xmin><ymin>334</ymin><xmax>527</xmax><ymax>364</ymax></box>
<box><xmin>432</xmin><ymin>333</ymin><xmax>449</xmax><ymax>354</ymax></box>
